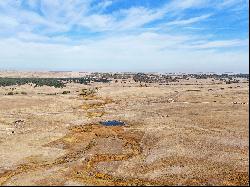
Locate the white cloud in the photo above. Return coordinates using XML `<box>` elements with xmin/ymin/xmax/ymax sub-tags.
<box><xmin>216</xmin><ymin>0</ymin><xmax>242</xmax><ymax>8</ymax></box>
<box><xmin>189</xmin><ymin>39</ymin><xmax>249</xmax><ymax>49</ymax></box>
<box><xmin>94</xmin><ymin>0</ymin><xmax>113</xmax><ymax>12</ymax></box>
<box><xmin>167</xmin><ymin>14</ymin><xmax>212</xmax><ymax>26</ymax></box>
<box><xmin>167</xmin><ymin>0</ymin><xmax>210</xmax><ymax>11</ymax></box>
<box><xmin>79</xmin><ymin>14</ymin><xmax>114</xmax><ymax>31</ymax></box>
<box><xmin>0</xmin><ymin>15</ymin><xmax>19</xmax><ymax>28</ymax></box>
<box><xmin>115</xmin><ymin>7</ymin><xmax>165</xmax><ymax>30</ymax></box>
<box><xmin>0</xmin><ymin>33</ymin><xmax>248</xmax><ymax>72</ymax></box>
<box><xmin>77</xmin><ymin>6</ymin><xmax>167</xmax><ymax>32</ymax></box>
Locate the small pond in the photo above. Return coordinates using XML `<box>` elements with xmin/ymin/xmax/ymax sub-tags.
<box><xmin>100</xmin><ymin>120</ymin><xmax>125</xmax><ymax>126</ymax></box>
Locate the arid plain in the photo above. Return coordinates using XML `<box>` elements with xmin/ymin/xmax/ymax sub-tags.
<box><xmin>0</xmin><ymin>72</ymin><xmax>249</xmax><ymax>186</ymax></box>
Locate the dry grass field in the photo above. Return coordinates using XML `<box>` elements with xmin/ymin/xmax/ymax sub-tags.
<box><xmin>0</xmin><ymin>72</ymin><xmax>248</xmax><ymax>186</ymax></box>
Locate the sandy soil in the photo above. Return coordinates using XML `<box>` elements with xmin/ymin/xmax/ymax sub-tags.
<box><xmin>0</xmin><ymin>73</ymin><xmax>249</xmax><ymax>186</ymax></box>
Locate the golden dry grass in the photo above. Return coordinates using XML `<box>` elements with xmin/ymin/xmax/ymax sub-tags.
<box><xmin>0</xmin><ymin>75</ymin><xmax>248</xmax><ymax>186</ymax></box>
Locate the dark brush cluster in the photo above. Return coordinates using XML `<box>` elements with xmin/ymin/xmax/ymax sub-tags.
<box><xmin>0</xmin><ymin>77</ymin><xmax>111</xmax><ymax>88</ymax></box>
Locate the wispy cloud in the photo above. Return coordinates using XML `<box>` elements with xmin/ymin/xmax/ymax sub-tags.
<box><xmin>94</xmin><ymin>0</ymin><xmax>113</xmax><ymax>12</ymax></box>
<box><xmin>167</xmin><ymin>14</ymin><xmax>212</xmax><ymax>26</ymax></box>
<box><xmin>189</xmin><ymin>39</ymin><xmax>249</xmax><ymax>49</ymax></box>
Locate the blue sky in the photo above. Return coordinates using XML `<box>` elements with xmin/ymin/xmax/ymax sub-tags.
<box><xmin>0</xmin><ymin>0</ymin><xmax>249</xmax><ymax>72</ymax></box>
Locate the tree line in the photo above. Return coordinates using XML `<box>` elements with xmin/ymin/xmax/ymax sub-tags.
<box><xmin>0</xmin><ymin>77</ymin><xmax>111</xmax><ymax>88</ymax></box>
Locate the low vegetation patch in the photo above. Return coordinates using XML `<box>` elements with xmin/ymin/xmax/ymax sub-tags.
<box><xmin>62</xmin><ymin>91</ymin><xmax>70</xmax><ymax>94</ymax></box>
<box><xmin>7</xmin><ymin>91</ymin><xmax>14</xmax><ymax>95</ymax></box>
<box><xmin>186</xmin><ymin>89</ymin><xmax>201</xmax><ymax>92</ymax></box>
<box><xmin>80</xmin><ymin>88</ymin><xmax>98</xmax><ymax>98</ymax></box>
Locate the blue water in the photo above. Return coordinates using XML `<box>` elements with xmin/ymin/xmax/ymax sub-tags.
<box><xmin>100</xmin><ymin>120</ymin><xmax>125</xmax><ymax>126</ymax></box>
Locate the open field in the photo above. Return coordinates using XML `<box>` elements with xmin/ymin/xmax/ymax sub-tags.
<box><xmin>0</xmin><ymin>72</ymin><xmax>249</xmax><ymax>186</ymax></box>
